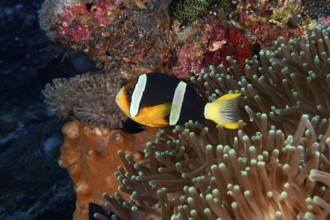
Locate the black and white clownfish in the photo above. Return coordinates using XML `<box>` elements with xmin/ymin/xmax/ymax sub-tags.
<box><xmin>115</xmin><ymin>72</ymin><xmax>245</xmax><ymax>129</ymax></box>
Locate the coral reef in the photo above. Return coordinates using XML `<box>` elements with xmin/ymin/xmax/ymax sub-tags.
<box><xmin>42</xmin><ymin>73</ymin><xmax>127</xmax><ymax>128</ymax></box>
<box><xmin>172</xmin><ymin>17</ymin><xmax>253</xmax><ymax>79</ymax></box>
<box><xmin>93</xmin><ymin>26</ymin><xmax>330</xmax><ymax>219</ymax></box>
<box><xmin>38</xmin><ymin>0</ymin><xmax>330</xmax><ymax>80</ymax></box>
<box><xmin>59</xmin><ymin>120</ymin><xmax>158</xmax><ymax>220</ymax></box>
<box><xmin>170</xmin><ymin>0</ymin><xmax>237</xmax><ymax>24</ymax></box>
<box><xmin>39</xmin><ymin>0</ymin><xmax>174</xmax><ymax>74</ymax></box>
<box><xmin>171</xmin><ymin>0</ymin><xmax>216</xmax><ymax>24</ymax></box>
<box><xmin>38</xmin><ymin>0</ymin><xmax>330</xmax><ymax>218</ymax></box>
<box><xmin>39</xmin><ymin>0</ymin><xmax>254</xmax><ymax>80</ymax></box>
<box><xmin>229</xmin><ymin>0</ymin><xmax>315</xmax><ymax>49</ymax></box>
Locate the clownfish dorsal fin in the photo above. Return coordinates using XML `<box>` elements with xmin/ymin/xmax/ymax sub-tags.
<box><xmin>204</xmin><ymin>93</ymin><xmax>245</xmax><ymax>129</ymax></box>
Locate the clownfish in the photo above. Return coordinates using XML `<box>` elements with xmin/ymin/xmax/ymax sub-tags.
<box><xmin>115</xmin><ymin>72</ymin><xmax>245</xmax><ymax>129</ymax></box>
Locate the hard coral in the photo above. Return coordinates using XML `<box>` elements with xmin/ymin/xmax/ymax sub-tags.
<box><xmin>59</xmin><ymin>2</ymin><xmax>116</xmax><ymax>42</ymax></box>
<box><xmin>173</xmin><ymin>18</ymin><xmax>253</xmax><ymax>79</ymax></box>
<box><xmin>202</xmin><ymin>25</ymin><xmax>253</xmax><ymax>74</ymax></box>
<box><xmin>39</xmin><ymin>0</ymin><xmax>174</xmax><ymax>74</ymax></box>
<box><xmin>39</xmin><ymin>0</ymin><xmax>91</xmax><ymax>40</ymax></box>
<box><xmin>59</xmin><ymin>120</ymin><xmax>158</xmax><ymax>220</ymax></box>
<box><xmin>230</xmin><ymin>0</ymin><xmax>314</xmax><ymax>49</ymax></box>
<box><xmin>39</xmin><ymin>0</ymin><xmax>116</xmax><ymax>42</ymax></box>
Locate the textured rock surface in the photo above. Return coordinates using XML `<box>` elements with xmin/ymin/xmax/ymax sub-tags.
<box><xmin>58</xmin><ymin>120</ymin><xmax>158</xmax><ymax>220</ymax></box>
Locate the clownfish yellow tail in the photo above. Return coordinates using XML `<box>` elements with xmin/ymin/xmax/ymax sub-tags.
<box><xmin>204</xmin><ymin>93</ymin><xmax>246</xmax><ymax>129</ymax></box>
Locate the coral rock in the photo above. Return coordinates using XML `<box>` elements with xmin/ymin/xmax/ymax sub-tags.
<box><xmin>172</xmin><ymin>18</ymin><xmax>253</xmax><ymax>79</ymax></box>
<box><xmin>230</xmin><ymin>0</ymin><xmax>314</xmax><ymax>49</ymax></box>
<box><xmin>58</xmin><ymin>120</ymin><xmax>158</xmax><ymax>220</ymax></box>
<box><xmin>39</xmin><ymin>0</ymin><xmax>175</xmax><ymax>74</ymax></box>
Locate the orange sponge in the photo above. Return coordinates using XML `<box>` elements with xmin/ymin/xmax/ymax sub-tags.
<box><xmin>58</xmin><ymin>120</ymin><xmax>158</xmax><ymax>220</ymax></box>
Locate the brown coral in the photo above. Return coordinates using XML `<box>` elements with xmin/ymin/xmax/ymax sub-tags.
<box><xmin>42</xmin><ymin>73</ymin><xmax>127</xmax><ymax>129</ymax></box>
<box><xmin>58</xmin><ymin>120</ymin><xmax>158</xmax><ymax>220</ymax></box>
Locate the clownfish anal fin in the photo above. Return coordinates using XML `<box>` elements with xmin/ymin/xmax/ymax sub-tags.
<box><xmin>204</xmin><ymin>93</ymin><xmax>246</xmax><ymax>129</ymax></box>
<box><xmin>136</xmin><ymin>103</ymin><xmax>172</xmax><ymax>127</ymax></box>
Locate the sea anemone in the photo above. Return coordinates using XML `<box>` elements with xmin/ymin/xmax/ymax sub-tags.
<box><xmin>172</xmin><ymin>115</ymin><xmax>330</xmax><ymax>219</ymax></box>
<box><xmin>94</xmin><ymin>25</ymin><xmax>330</xmax><ymax>220</ymax></box>
<box><xmin>97</xmin><ymin>114</ymin><xmax>330</xmax><ymax>219</ymax></box>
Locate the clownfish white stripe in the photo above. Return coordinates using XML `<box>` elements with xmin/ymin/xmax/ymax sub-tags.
<box><xmin>130</xmin><ymin>74</ymin><xmax>147</xmax><ymax>117</ymax></box>
<box><xmin>169</xmin><ymin>81</ymin><xmax>186</xmax><ymax>125</ymax></box>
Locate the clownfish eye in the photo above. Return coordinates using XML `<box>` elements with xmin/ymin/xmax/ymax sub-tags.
<box><xmin>125</xmin><ymin>89</ymin><xmax>133</xmax><ymax>97</ymax></box>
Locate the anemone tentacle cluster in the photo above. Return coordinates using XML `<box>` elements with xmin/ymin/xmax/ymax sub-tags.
<box><xmin>99</xmin><ymin>114</ymin><xmax>330</xmax><ymax>220</ymax></box>
<box><xmin>172</xmin><ymin>115</ymin><xmax>330</xmax><ymax>219</ymax></box>
<box><xmin>95</xmin><ymin>26</ymin><xmax>330</xmax><ymax>220</ymax></box>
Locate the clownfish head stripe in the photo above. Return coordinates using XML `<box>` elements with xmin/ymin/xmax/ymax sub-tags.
<box><xmin>130</xmin><ymin>74</ymin><xmax>147</xmax><ymax>117</ymax></box>
<box><xmin>169</xmin><ymin>81</ymin><xmax>187</xmax><ymax>125</ymax></box>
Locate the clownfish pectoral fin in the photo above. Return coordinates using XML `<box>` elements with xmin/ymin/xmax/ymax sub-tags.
<box><xmin>204</xmin><ymin>93</ymin><xmax>246</xmax><ymax>129</ymax></box>
<box><xmin>136</xmin><ymin>103</ymin><xmax>172</xmax><ymax>127</ymax></box>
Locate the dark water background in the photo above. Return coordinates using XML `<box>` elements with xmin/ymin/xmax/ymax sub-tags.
<box><xmin>0</xmin><ymin>1</ymin><xmax>96</xmax><ymax>219</ymax></box>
